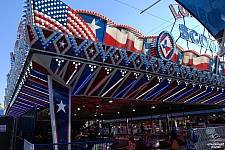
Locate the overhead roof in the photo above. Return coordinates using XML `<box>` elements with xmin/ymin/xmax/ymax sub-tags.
<box><xmin>175</xmin><ymin>0</ymin><xmax>225</xmax><ymax>43</ymax></box>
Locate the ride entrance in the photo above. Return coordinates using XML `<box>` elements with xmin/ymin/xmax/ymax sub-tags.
<box><xmin>4</xmin><ymin>0</ymin><xmax>225</xmax><ymax>149</ymax></box>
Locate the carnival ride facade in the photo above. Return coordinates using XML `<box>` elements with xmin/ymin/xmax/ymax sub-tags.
<box><xmin>4</xmin><ymin>0</ymin><xmax>225</xmax><ymax>145</ymax></box>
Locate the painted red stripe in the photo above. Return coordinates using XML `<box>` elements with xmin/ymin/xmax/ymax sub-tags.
<box><xmin>88</xmin><ymin>76</ymin><xmax>108</xmax><ymax>96</ymax></box>
<box><xmin>126</xmin><ymin>82</ymin><xmax>149</xmax><ymax>98</ymax></box>
<box><xmin>54</xmin><ymin>67</ymin><xmax>59</xmax><ymax>74</ymax></box>
<box><xmin>28</xmin><ymin>78</ymin><xmax>48</xmax><ymax>88</ymax></box>
<box><xmin>192</xmin><ymin>63</ymin><xmax>210</xmax><ymax>71</ymax></box>
<box><xmin>195</xmin><ymin>92</ymin><xmax>217</xmax><ymax>104</ymax></box>
<box><xmin>22</xmin><ymin>87</ymin><xmax>48</xmax><ymax>98</ymax></box>
<box><xmin>177</xmin><ymin>89</ymin><xmax>201</xmax><ymax>102</ymax></box>
<box><xmin>20</xmin><ymin>93</ymin><xmax>48</xmax><ymax>104</ymax></box>
<box><xmin>104</xmin><ymin>33</ymin><xmax>126</xmax><ymax>48</ymax></box>
<box><xmin>155</xmin><ymin>86</ymin><xmax>178</xmax><ymax>101</ymax></box>
<box><xmin>210</xmin><ymin>96</ymin><xmax>225</xmax><ymax>104</ymax></box>
<box><xmin>17</xmin><ymin>97</ymin><xmax>44</xmax><ymax>106</ymax></box>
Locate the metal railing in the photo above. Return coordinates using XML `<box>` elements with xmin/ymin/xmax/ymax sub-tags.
<box><xmin>34</xmin><ymin>140</ymin><xmax>114</xmax><ymax>150</ymax></box>
<box><xmin>14</xmin><ymin>136</ymin><xmax>114</xmax><ymax>150</ymax></box>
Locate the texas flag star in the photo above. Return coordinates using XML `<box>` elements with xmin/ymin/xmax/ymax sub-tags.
<box><xmin>87</xmin><ymin>18</ymin><xmax>101</xmax><ymax>35</ymax></box>
<box><xmin>160</xmin><ymin>35</ymin><xmax>172</xmax><ymax>58</ymax></box>
<box><xmin>57</xmin><ymin>100</ymin><xmax>66</xmax><ymax>113</ymax></box>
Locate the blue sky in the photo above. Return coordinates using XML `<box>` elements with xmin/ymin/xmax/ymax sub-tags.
<box><xmin>0</xmin><ymin>0</ymin><xmax>210</xmax><ymax>108</ymax></box>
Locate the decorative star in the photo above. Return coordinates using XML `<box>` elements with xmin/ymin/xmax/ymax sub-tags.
<box><xmin>211</xmin><ymin>64</ymin><xmax>215</xmax><ymax>71</ymax></box>
<box><xmin>219</xmin><ymin>65</ymin><xmax>222</xmax><ymax>72</ymax></box>
<box><xmin>160</xmin><ymin>36</ymin><xmax>172</xmax><ymax>58</ymax></box>
<box><xmin>179</xmin><ymin>58</ymin><xmax>182</xmax><ymax>63</ymax></box>
<box><xmin>57</xmin><ymin>100</ymin><xmax>66</xmax><ymax>113</ymax></box>
<box><xmin>114</xmin><ymin>54</ymin><xmax>119</xmax><ymax>60</ymax></box>
<box><xmin>89</xmin><ymin>49</ymin><xmax>95</xmax><ymax>54</ymax></box>
<box><xmin>87</xmin><ymin>19</ymin><xmax>101</xmax><ymax>35</ymax></box>
<box><xmin>59</xmin><ymin>40</ymin><xmax>66</xmax><ymax>48</ymax></box>
<box><xmin>136</xmin><ymin>59</ymin><xmax>140</xmax><ymax>64</ymax></box>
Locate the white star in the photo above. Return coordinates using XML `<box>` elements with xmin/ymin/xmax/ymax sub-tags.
<box><xmin>114</xmin><ymin>54</ymin><xmax>119</xmax><ymax>60</ymax></box>
<box><xmin>136</xmin><ymin>59</ymin><xmax>140</xmax><ymax>64</ymax></box>
<box><xmin>89</xmin><ymin>49</ymin><xmax>95</xmax><ymax>54</ymax></box>
<box><xmin>57</xmin><ymin>100</ymin><xmax>66</xmax><ymax>113</ymax></box>
<box><xmin>211</xmin><ymin>64</ymin><xmax>215</xmax><ymax>71</ymax></box>
<box><xmin>59</xmin><ymin>40</ymin><xmax>66</xmax><ymax>48</ymax></box>
<box><xmin>219</xmin><ymin>65</ymin><xmax>222</xmax><ymax>72</ymax></box>
<box><xmin>87</xmin><ymin>19</ymin><xmax>101</xmax><ymax>35</ymax></box>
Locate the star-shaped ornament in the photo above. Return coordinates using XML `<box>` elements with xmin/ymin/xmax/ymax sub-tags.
<box><xmin>57</xmin><ymin>100</ymin><xmax>66</xmax><ymax>113</ymax></box>
<box><xmin>59</xmin><ymin>40</ymin><xmax>66</xmax><ymax>48</ymax></box>
<box><xmin>89</xmin><ymin>49</ymin><xmax>95</xmax><ymax>54</ymax></box>
<box><xmin>87</xmin><ymin>19</ymin><xmax>101</xmax><ymax>35</ymax></box>
<box><xmin>114</xmin><ymin>54</ymin><xmax>119</xmax><ymax>60</ymax></box>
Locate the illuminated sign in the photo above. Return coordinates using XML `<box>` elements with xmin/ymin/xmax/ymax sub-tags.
<box><xmin>179</xmin><ymin>24</ymin><xmax>219</xmax><ymax>53</ymax></box>
<box><xmin>0</xmin><ymin>125</ymin><xmax>6</xmax><ymax>132</ymax></box>
<box><xmin>157</xmin><ymin>31</ymin><xmax>176</xmax><ymax>61</ymax></box>
<box><xmin>169</xmin><ymin>4</ymin><xmax>192</xmax><ymax>20</ymax></box>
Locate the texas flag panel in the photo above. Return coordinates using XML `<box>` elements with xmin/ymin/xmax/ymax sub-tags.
<box><xmin>49</xmin><ymin>79</ymin><xmax>71</xmax><ymax>150</ymax></box>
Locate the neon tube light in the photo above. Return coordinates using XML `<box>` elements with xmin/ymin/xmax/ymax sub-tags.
<box><xmin>20</xmin><ymin>92</ymin><xmax>49</xmax><ymax>102</ymax></box>
<box><xmin>136</xmin><ymin>83</ymin><xmax>159</xmax><ymax>99</ymax></box>
<box><xmin>88</xmin><ymin>76</ymin><xmax>108</xmax><ymax>96</ymax></box>
<box><xmin>33</xmin><ymin>70</ymin><xmax>46</xmax><ymax>76</ymax></box>
<box><xmin>101</xmin><ymin>78</ymin><xmax>123</xmax><ymax>97</ymax></box>
<box><xmin>216</xmin><ymin>98</ymin><xmax>225</xmax><ymax>105</ymax></box>
<box><xmin>73</xmin><ymin>73</ymin><xmax>92</xmax><ymax>95</ymax></box>
<box><xmin>16</xmin><ymin>101</ymin><xmax>33</xmax><ymax>107</ymax></box>
<box><xmin>24</xmin><ymin>85</ymin><xmax>48</xmax><ymax>95</ymax></box>
<box><xmin>54</xmin><ymin>67</ymin><xmax>59</xmax><ymax>74</ymax></box>
<box><xmin>145</xmin><ymin>85</ymin><xmax>169</xmax><ymax>100</ymax></box>
<box><xmin>21</xmin><ymin>90</ymin><xmax>49</xmax><ymax>100</ymax></box>
<box><xmin>197</xmin><ymin>92</ymin><xmax>218</xmax><ymax>104</ymax></box>
<box><xmin>30</xmin><ymin>74</ymin><xmax>47</xmax><ymax>82</ymax></box>
<box><xmin>66</xmin><ymin>70</ymin><xmax>77</xmax><ymax>84</ymax></box>
<box><xmin>204</xmin><ymin>93</ymin><xmax>224</xmax><ymax>104</ymax></box>
<box><xmin>18</xmin><ymin>95</ymin><xmax>48</xmax><ymax>105</ymax></box>
<box><xmin>207</xmin><ymin>94</ymin><xmax>225</xmax><ymax>104</ymax></box>
<box><xmin>178</xmin><ymin>89</ymin><xmax>200</xmax><ymax>102</ymax></box>
<box><xmin>163</xmin><ymin>88</ymin><xmax>186</xmax><ymax>101</ymax></box>
<box><xmin>126</xmin><ymin>82</ymin><xmax>149</xmax><ymax>98</ymax></box>
<box><xmin>22</xmin><ymin>88</ymin><xmax>49</xmax><ymax>99</ymax></box>
<box><xmin>190</xmin><ymin>91</ymin><xmax>212</xmax><ymax>103</ymax></box>
<box><xmin>170</xmin><ymin>88</ymin><xmax>194</xmax><ymax>102</ymax></box>
<box><xmin>31</xmin><ymin>84</ymin><xmax>48</xmax><ymax>92</ymax></box>
<box><xmin>155</xmin><ymin>86</ymin><xmax>178</xmax><ymax>101</ymax></box>
<box><xmin>18</xmin><ymin>97</ymin><xmax>45</xmax><ymax>106</ymax></box>
<box><xmin>184</xmin><ymin>90</ymin><xmax>207</xmax><ymax>103</ymax></box>
<box><xmin>114</xmin><ymin>80</ymin><xmax>136</xmax><ymax>98</ymax></box>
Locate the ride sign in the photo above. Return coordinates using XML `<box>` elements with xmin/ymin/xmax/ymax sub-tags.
<box><xmin>157</xmin><ymin>31</ymin><xmax>176</xmax><ymax>61</ymax></box>
<box><xmin>179</xmin><ymin>24</ymin><xmax>219</xmax><ymax>53</ymax></box>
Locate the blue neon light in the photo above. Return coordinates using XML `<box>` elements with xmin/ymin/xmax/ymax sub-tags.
<box><xmin>73</xmin><ymin>73</ymin><xmax>92</xmax><ymax>95</ymax></box>
<box><xmin>190</xmin><ymin>91</ymin><xmax>212</xmax><ymax>103</ymax></box>
<box><xmin>114</xmin><ymin>80</ymin><xmax>136</xmax><ymax>98</ymax></box>
<box><xmin>18</xmin><ymin>95</ymin><xmax>46</xmax><ymax>105</ymax></box>
<box><xmin>145</xmin><ymin>85</ymin><xmax>169</xmax><ymax>100</ymax></box>
<box><xmin>33</xmin><ymin>70</ymin><xmax>46</xmax><ymax>76</ymax></box>
<box><xmin>31</xmin><ymin>70</ymin><xmax>47</xmax><ymax>80</ymax></box>
<box><xmin>218</xmin><ymin>99</ymin><xmax>225</xmax><ymax>105</ymax></box>
<box><xmin>170</xmin><ymin>88</ymin><xmax>194</xmax><ymax>102</ymax></box>
<box><xmin>31</xmin><ymin>84</ymin><xmax>48</xmax><ymax>92</ymax></box>
<box><xmin>206</xmin><ymin>94</ymin><xmax>225</xmax><ymax>104</ymax></box>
